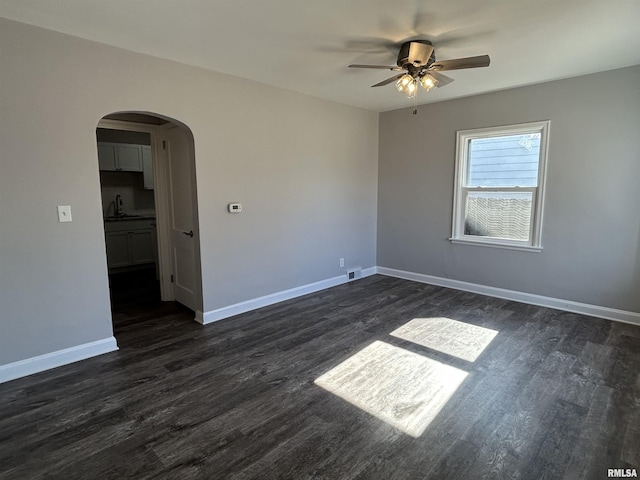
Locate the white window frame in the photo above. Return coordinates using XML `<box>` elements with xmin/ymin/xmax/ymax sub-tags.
<box><xmin>451</xmin><ymin>120</ymin><xmax>550</xmax><ymax>252</ymax></box>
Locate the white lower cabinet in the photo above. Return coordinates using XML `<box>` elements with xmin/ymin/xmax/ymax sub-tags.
<box><xmin>129</xmin><ymin>229</ymin><xmax>155</xmax><ymax>264</ymax></box>
<box><xmin>104</xmin><ymin>219</ymin><xmax>156</xmax><ymax>271</ymax></box>
<box><xmin>105</xmin><ymin>231</ymin><xmax>131</xmax><ymax>268</ymax></box>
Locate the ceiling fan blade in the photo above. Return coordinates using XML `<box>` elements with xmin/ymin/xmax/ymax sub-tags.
<box><xmin>344</xmin><ymin>37</ymin><xmax>395</xmax><ymax>53</ymax></box>
<box><xmin>428</xmin><ymin>71</ymin><xmax>455</xmax><ymax>87</ymax></box>
<box><xmin>428</xmin><ymin>55</ymin><xmax>490</xmax><ymax>71</ymax></box>
<box><xmin>349</xmin><ymin>64</ymin><xmax>402</xmax><ymax>70</ymax></box>
<box><xmin>371</xmin><ymin>74</ymin><xmax>405</xmax><ymax>87</ymax></box>
<box><xmin>407</xmin><ymin>42</ymin><xmax>434</xmax><ymax>66</ymax></box>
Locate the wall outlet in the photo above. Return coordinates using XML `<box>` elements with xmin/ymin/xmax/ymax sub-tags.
<box><xmin>339</xmin><ymin>258</ymin><xmax>344</xmax><ymax>267</ymax></box>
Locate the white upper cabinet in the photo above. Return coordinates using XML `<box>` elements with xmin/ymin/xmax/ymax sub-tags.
<box><xmin>97</xmin><ymin>143</ymin><xmax>117</xmax><ymax>170</ymax></box>
<box><xmin>116</xmin><ymin>144</ymin><xmax>143</xmax><ymax>171</ymax></box>
<box><xmin>141</xmin><ymin>145</ymin><xmax>154</xmax><ymax>190</ymax></box>
<box><xmin>97</xmin><ymin>142</ymin><xmax>144</xmax><ymax>172</ymax></box>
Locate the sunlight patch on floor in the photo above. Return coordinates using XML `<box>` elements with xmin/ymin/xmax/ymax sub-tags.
<box><xmin>314</xmin><ymin>340</ymin><xmax>468</xmax><ymax>437</ymax></box>
<box><xmin>390</xmin><ymin>317</ymin><xmax>498</xmax><ymax>362</ymax></box>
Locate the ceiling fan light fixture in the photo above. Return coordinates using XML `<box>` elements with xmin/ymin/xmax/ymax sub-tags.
<box><xmin>395</xmin><ymin>74</ymin><xmax>416</xmax><ymax>97</ymax></box>
<box><xmin>419</xmin><ymin>74</ymin><xmax>439</xmax><ymax>91</ymax></box>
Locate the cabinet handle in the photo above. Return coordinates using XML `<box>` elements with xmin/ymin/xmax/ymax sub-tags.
<box><xmin>182</xmin><ymin>230</ymin><xmax>194</xmax><ymax>237</ymax></box>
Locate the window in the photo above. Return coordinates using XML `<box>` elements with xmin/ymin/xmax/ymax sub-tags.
<box><xmin>451</xmin><ymin>121</ymin><xmax>550</xmax><ymax>251</ymax></box>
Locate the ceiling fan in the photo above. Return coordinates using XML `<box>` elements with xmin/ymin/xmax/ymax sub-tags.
<box><xmin>349</xmin><ymin>40</ymin><xmax>490</xmax><ymax>97</ymax></box>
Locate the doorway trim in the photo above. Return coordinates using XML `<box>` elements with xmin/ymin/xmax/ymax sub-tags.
<box><xmin>98</xmin><ymin>117</ymin><xmax>174</xmax><ymax>302</ymax></box>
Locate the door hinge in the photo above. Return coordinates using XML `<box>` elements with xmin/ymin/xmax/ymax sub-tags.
<box><xmin>170</xmin><ymin>274</ymin><xmax>174</xmax><ymax>283</ymax></box>
<box><xmin>162</xmin><ymin>140</ymin><xmax>166</xmax><ymax>150</ymax></box>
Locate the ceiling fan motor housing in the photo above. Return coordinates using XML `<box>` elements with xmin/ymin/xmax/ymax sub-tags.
<box><xmin>397</xmin><ymin>40</ymin><xmax>435</xmax><ymax>69</ymax></box>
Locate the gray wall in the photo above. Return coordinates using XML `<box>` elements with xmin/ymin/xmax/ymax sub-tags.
<box><xmin>378</xmin><ymin>65</ymin><xmax>640</xmax><ymax>313</ymax></box>
<box><xmin>0</xmin><ymin>19</ymin><xmax>378</xmax><ymax>366</ymax></box>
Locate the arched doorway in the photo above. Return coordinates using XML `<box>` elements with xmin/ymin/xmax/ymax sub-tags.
<box><xmin>96</xmin><ymin>112</ymin><xmax>202</xmax><ymax>327</ymax></box>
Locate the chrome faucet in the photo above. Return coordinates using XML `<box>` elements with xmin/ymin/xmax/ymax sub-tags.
<box><xmin>115</xmin><ymin>194</ymin><xmax>123</xmax><ymax>217</ymax></box>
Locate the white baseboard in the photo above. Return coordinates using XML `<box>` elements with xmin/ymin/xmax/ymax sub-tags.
<box><xmin>196</xmin><ymin>267</ymin><xmax>377</xmax><ymax>325</ymax></box>
<box><xmin>0</xmin><ymin>337</ymin><xmax>118</xmax><ymax>384</ymax></box>
<box><xmin>377</xmin><ymin>266</ymin><xmax>640</xmax><ymax>326</ymax></box>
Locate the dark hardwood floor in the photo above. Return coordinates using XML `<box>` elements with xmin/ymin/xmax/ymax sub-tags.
<box><xmin>1</xmin><ymin>274</ymin><xmax>639</xmax><ymax>479</ymax></box>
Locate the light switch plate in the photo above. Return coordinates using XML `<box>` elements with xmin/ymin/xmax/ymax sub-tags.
<box><xmin>57</xmin><ymin>205</ymin><xmax>72</xmax><ymax>222</ymax></box>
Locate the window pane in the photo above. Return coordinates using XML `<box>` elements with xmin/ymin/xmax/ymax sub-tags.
<box><xmin>467</xmin><ymin>134</ymin><xmax>540</xmax><ymax>187</ymax></box>
<box><xmin>464</xmin><ymin>191</ymin><xmax>533</xmax><ymax>241</ymax></box>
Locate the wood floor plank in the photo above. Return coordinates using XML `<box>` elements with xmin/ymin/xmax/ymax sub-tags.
<box><xmin>523</xmin><ymin>399</ymin><xmax>587</xmax><ymax>480</ymax></box>
<box><xmin>621</xmin><ymin>372</ymin><xmax>640</xmax><ymax>467</ymax></box>
<box><xmin>563</xmin><ymin>384</ymin><xmax>615</xmax><ymax>480</ymax></box>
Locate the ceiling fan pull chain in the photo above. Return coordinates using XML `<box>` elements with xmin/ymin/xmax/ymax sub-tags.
<box><xmin>413</xmin><ymin>81</ymin><xmax>418</xmax><ymax>115</ymax></box>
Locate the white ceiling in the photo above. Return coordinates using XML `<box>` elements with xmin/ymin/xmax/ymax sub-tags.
<box><xmin>2</xmin><ymin>0</ymin><xmax>639</xmax><ymax>112</ymax></box>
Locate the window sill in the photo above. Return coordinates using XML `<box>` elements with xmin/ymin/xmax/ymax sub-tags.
<box><xmin>449</xmin><ymin>238</ymin><xmax>543</xmax><ymax>253</ymax></box>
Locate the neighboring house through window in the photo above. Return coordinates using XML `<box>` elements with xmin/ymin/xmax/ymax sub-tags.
<box><xmin>451</xmin><ymin>121</ymin><xmax>550</xmax><ymax>251</ymax></box>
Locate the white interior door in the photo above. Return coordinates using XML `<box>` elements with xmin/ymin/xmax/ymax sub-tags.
<box><xmin>161</xmin><ymin>125</ymin><xmax>200</xmax><ymax>311</ymax></box>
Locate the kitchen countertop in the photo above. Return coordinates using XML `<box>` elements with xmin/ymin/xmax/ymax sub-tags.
<box><xmin>104</xmin><ymin>214</ymin><xmax>156</xmax><ymax>222</ymax></box>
